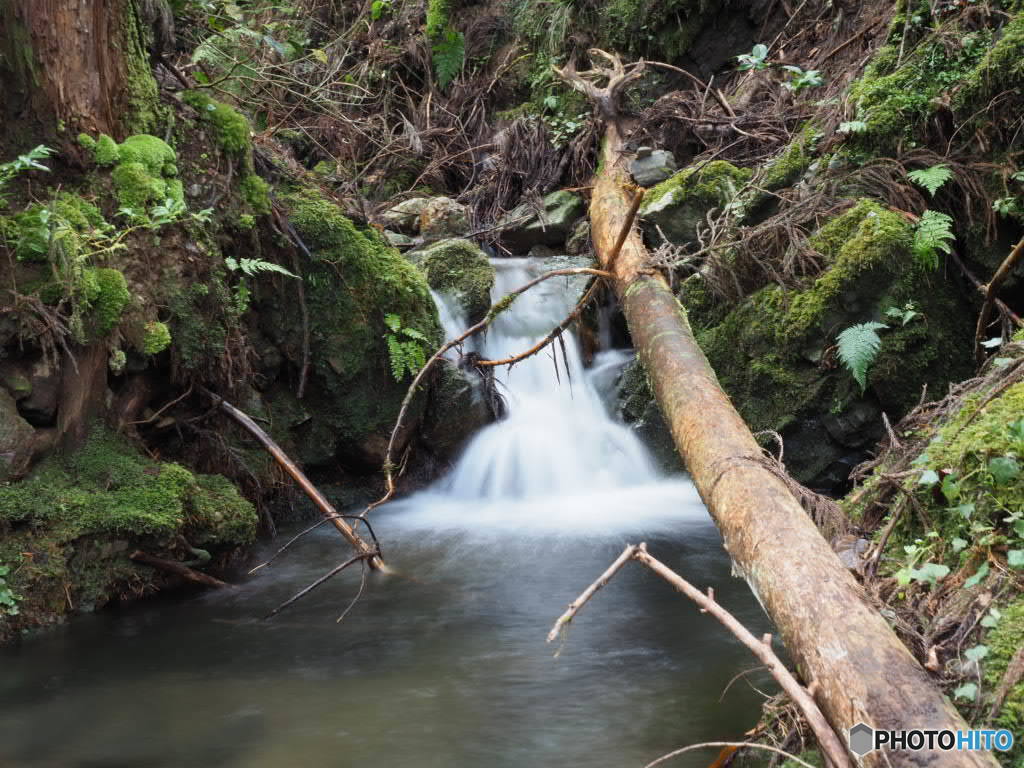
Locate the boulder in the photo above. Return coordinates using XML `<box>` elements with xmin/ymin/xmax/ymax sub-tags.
<box><xmin>18</xmin><ymin>358</ymin><xmax>61</xmax><ymax>426</ymax></box>
<box><xmin>419</xmin><ymin>362</ymin><xmax>493</xmax><ymax>464</ymax></box>
<box><xmin>380</xmin><ymin>197</ymin><xmax>430</xmax><ymax>234</ymax></box>
<box><xmin>383</xmin><ymin>230</ymin><xmax>415</xmax><ymax>250</ymax></box>
<box><xmin>566</xmin><ymin>219</ymin><xmax>591</xmax><ymax>256</ymax></box>
<box><xmin>407</xmin><ymin>238</ymin><xmax>495</xmax><ymax>325</ymax></box>
<box><xmin>640</xmin><ymin>160</ymin><xmax>751</xmax><ymax>247</ymax></box>
<box><xmin>0</xmin><ymin>390</ymin><xmax>36</xmax><ymax>481</ymax></box>
<box><xmin>418</xmin><ymin>197</ymin><xmax>470</xmax><ymax>239</ymax></box>
<box><xmin>500</xmin><ymin>190</ymin><xmax>585</xmax><ymax>252</ymax></box>
<box><xmin>630</xmin><ymin>147</ymin><xmax>677</xmax><ymax>187</ymax></box>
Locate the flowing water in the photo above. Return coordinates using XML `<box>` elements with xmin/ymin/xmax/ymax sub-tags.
<box><xmin>0</xmin><ymin>258</ymin><xmax>772</xmax><ymax>768</ymax></box>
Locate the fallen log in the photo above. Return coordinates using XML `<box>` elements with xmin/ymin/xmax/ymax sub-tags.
<box><xmin>557</xmin><ymin>49</ymin><xmax>996</xmax><ymax>767</ymax></box>
<box><xmin>130</xmin><ymin>550</ymin><xmax>229</xmax><ymax>588</ymax></box>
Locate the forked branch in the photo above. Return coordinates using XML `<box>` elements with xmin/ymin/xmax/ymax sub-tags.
<box><xmin>548</xmin><ymin>543</ymin><xmax>852</xmax><ymax>768</ymax></box>
<box><xmin>553</xmin><ymin>48</ymin><xmax>646</xmax><ymax>120</ymax></box>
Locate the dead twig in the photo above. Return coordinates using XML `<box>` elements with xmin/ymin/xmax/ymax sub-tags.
<box><xmin>644</xmin><ymin>741</ymin><xmax>819</xmax><ymax>768</ymax></box>
<box><xmin>974</xmin><ymin>235</ymin><xmax>1024</xmax><ymax>363</ymax></box>
<box><xmin>264</xmin><ymin>553</ymin><xmax>372</xmax><ymax>619</ymax></box>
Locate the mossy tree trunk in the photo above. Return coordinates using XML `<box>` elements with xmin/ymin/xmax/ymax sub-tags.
<box><xmin>563</xmin><ymin>56</ymin><xmax>999</xmax><ymax>767</ymax></box>
<box><xmin>0</xmin><ymin>0</ymin><xmax>161</xmax><ymax>156</ymax></box>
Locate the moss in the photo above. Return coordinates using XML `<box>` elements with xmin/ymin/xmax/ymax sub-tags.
<box><xmin>952</xmin><ymin>12</ymin><xmax>1024</xmax><ymax>116</ymax></box>
<box><xmin>93</xmin><ymin>134</ymin><xmax>120</xmax><ymax>166</ymax></box>
<box><xmin>425</xmin><ymin>0</ymin><xmax>452</xmax><ymax>40</ymax></box>
<box><xmin>186</xmin><ymin>474</ymin><xmax>258</xmax><ymax>547</ymax></box>
<box><xmin>87</xmin><ymin>267</ymin><xmax>130</xmax><ymax>335</ymax></box>
<box><xmin>0</xmin><ymin>428</ymin><xmax>256</xmax><ymax>640</ymax></box>
<box><xmin>641</xmin><ymin>160</ymin><xmax>752</xmax><ymax>245</ymax></box>
<box><xmin>240</xmin><ymin>173</ymin><xmax>271</xmax><ymax>215</ymax></box>
<box><xmin>847</xmin><ymin>26</ymin><xmax>994</xmax><ymax>149</ymax></box>
<box><xmin>408</xmin><ymin>238</ymin><xmax>495</xmax><ymax>323</ymax></box>
<box><xmin>761</xmin><ymin>122</ymin><xmax>819</xmax><ymax>191</ymax></box>
<box><xmin>182</xmin><ymin>90</ymin><xmax>252</xmax><ymax>156</ymax></box>
<box><xmin>694</xmin><ymin>199</ymin><xmax>973</xmax><ymax>483</ymax></box>
<box><xmin>141</xmin><ymin>320</ymin><xmax>171</xmax><ymax>354</ymax></box>
<box><xmin>983</xmin><ymin>596</ymin><xmax>1024</xmax><ymax>766</ymax></box>
<box><xmin>116</xmin><ymin>134</ymin><xmax>177</xmax><ymax>174</ymax></box>
<box><xmin>264</xmin><ymin>188</ymin><xmax>442</xmax><ymax>457</ymax></box>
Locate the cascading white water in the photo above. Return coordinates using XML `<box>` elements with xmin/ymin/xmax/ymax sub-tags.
<box><xmin>408</xmin><ymin>258</ymin><xmax>704</xmax><ymax>535</ymax></box>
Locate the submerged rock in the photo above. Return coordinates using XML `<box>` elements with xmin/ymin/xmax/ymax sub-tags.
<box><xmin>630</xmin><ymin>147</ymin><xmax>677</xmax><ymax>187</ymax></box>
<box><xmin>407</xmin><ymin>238</ymin><xmax>496</xmax><ymax>325</ymax></box>
<box><xmin>500</xmin><ymin>190</ymin><xmax>585</xmax><ymax>252</ymax></box>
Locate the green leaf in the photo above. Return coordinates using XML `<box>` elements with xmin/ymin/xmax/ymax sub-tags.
<box><xmin>988</xmin><ymin>456</ymin><xmax>1020</xmax><ymax>485</ymax></box>
<box><xmin>953</xmin><ymin>682</ymin><xmax>978</xmax><ymax>701</ymax></box>
<box><xmin>954</xmin><ymin>502</ymin><xmax>976</xmax><ymax>519</ymax></box>
<box><xmin>908</xmin><ymin>164</ymin><xmax>953</xmax><ymax>197</ymax></box>
<box><xmin>951</xmin><ymin>537</ymin><xmax>968</xmax><ymax>553</ymax></box>
<box><xmin>913</xmin><ymin>562</ymin><xmax>949</xmax><ymax>587</ymax></box>
<box><xmin>964</xmin><ymin>561</ymin><xmax>989</xmax><ymax>588</ymax></box>
<box><xmin>913</xmin><ymin>210</ymin><xmax>955</xmax><ymax>270</ymax></box>
<box><xmin>836</xmin><ymin>321</ymin><xmax>886</xmax><ymax>392</ymax></box>
<box><xmin>981</xmin><ymin>608</ymin><xmax>1001</xmax><ymax>628</ymax></box>
<box><xmin>918</xmin><ymin>469</ymin><xmax>940</xmax><ymax>486</ymax></box>
<box><xmin>1008</xmin><ymin>550</ymin><xmax>1024</xmax><ymax>569</ymax></box>
<box><xmin>964</xmin><ymin>644</ymin><xmax>988</xmax><ymax>662</ymax></box>
<box><xmin>941</xmin><ymin>473</ymin><xmax>960</xmax><ymax>503</ymax></box>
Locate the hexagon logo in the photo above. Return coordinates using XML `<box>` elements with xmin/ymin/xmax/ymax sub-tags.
<box><xmin>848</xmin><ymin>722</ymin><xmax>875</xmax><ymax>756</ymax></box>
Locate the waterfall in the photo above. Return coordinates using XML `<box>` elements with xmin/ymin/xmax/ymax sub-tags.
<box><xmin>402</xmin><ymin>258</ymin><xmax>704</xmax><ymax>536</ymax></box>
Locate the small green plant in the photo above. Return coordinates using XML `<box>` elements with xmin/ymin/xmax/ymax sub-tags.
<box><xmin>894</xmin><ymin>536</ymin><xmax>950</xmax><ymax>589</ymax></box>
<box><xmin>736</xmin><ymin>43</ymin><xmax>769</xmax><ymax>71</ymax></box>
<box><xmin>225</xmin><ymin>256</ymin><xmax>297</xmax><ymax>278</ymax></box>
<box><xmin>838</xmin><ymin>120</ymin><xmax>868</xmax><ymax>134</ymax></box>
<box><xmin>370</xmin><ymin>0</ymin><xmax>392</xmax><ymax>19</ymax></box>
<box><xmin>432</xmin><ymin>27</ymin><xmax>465</xmax><ymax>89</ymax></box>
<box><xmin>384</xmin><ymin>313</ymin><xmax>429</xmax><ymax>381</ymax></box>
<box><xmin>0</xmin><ymin>564</ymin><xmax>20</xmax><ymax>616</ymax></box>
<box><xmin>836</xmin><ymin>321</ymin><xmax>887</xmax><ymax>393</ymax></box>
<box><xmin>885</xmin><ymin>301</ymin><xmax>920</xmax><ymax>326</ymax></box>
<box><xmin>781</xmin><ymin>65</ymin><xmax>824</xmax><ymax>92</ymax></box>
<box><xmin>912</xmin><ymin>209</ymin><xmax>955</xmax><ymax>270</ymax></box>
<box><xmin>0</xmin><ymin>145</ymin><xmax>53</xmax><ymax>206</ymax></box>
<box><xmin>908</xmin><ymin>164</ymin><xmax>953</xmax><ymax>197</ymax></box>
<box><xmin>142</xmin><ymin>321</ymin><xmax>172</xmax><ymax>355</ymax></box>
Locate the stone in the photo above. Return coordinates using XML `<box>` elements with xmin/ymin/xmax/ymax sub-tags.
<box><xmin>419</xmin><ymin>362</ymin><xmax>493</xmax><ymax>464</ymax></box>
<box><xmin>640</xmin><ymin>161</ymin><xmax>751</xmax><ymax>247</ymax></box>
<box><xmin>18</xmin><ymin>358</ymin><xmax>61</xmax><ymax>427</ymax></box>
<box><xmin>0</xmin><ymin>389</ymin><xmax>35</xmax><ymax>481</ymax></box>
<box><xmin>630</xmin><ymin>148</ymin><xmax>677</xmax><ymax>187</ymax></box>
<box><xmin>823</xmin><ymin>400</ymin><xmax>883</xmax><ymax>448</ymax></box>
<box><xmin>0</xmin><ymin>361</ymin><xmax>32</xmax><ymax>401</ymax></box>
<box><xmin>527</xmin><ymin>244</ymin><xmax>557</xmax><ymax>259</ymax></box>
<box><xmin>383</xmin><ymin>229</ymin><xmax>415</xmax><ymax>250</ymax></box>
<box><xmin>617</xmin><ymin>358</ymin><xmax>682</xmax><ymax>472</ymax></box>
<box><xmin>500</xmin><ymin>190</ymin><xmax>585</xmax><ymax>252</ymax></box>
<box><xmin>565</xmin><ymin>219</ymin><xmax>591</xmax><ymax>256</ymax></box>
<box><xmin>418</xmin><ymin>197</ymin><xmax>470</xmax><ymax>239</ymax></box>
<box><xmin>381</xmin><ymin>197</ymin><xmax>430</xmax><ymax>234</ymax></box>
<box><xmin>407</xmin><ymin>238</ymin><xmax>495</xmax><ymax>325</ymax></box>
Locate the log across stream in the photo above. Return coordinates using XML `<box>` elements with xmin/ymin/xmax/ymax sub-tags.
<box><xmin>0</xmin><ymin>258</ymin><xmax>775</xmax><ymax>767</ymax></box>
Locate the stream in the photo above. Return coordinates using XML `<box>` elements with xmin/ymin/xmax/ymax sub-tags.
<box><xmin>0</xmin><ymin>258</ymin><xmax>773</xmax><ymax>768</ymax></box>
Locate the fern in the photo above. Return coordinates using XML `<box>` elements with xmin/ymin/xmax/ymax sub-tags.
<box><xmin>432</xmin><ymin>27</ymin><xmax>464</xmax><ymax>89</ymax></box>
<box><xmin>384</xmin><ymin>314</ymin><xmax>430</xmax><ymax>380</ymax></box>
<box><xmin>837</xmin><ymin>321</ymin><xmax>887</xmax><ymax>393</ymax></box>
<box><xmin>225</xmin><ymin>256</ymin><xmax>297</xmax><ymax>278</ymax></box>
<box><xmin>908</xmin><ymin>164</ymin><xmax>953</xmax><ymax>197</ymax></box>
<box><xmin>912</xmin><ymin>209</ymin><xmax>955</xmax><ymax>270</ymax></box>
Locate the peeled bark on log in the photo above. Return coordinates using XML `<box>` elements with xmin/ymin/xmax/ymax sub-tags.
<box><xmin>570</xmin><ymin>58</ymin><xmax>996</xmax><ymax>766</ymax></box>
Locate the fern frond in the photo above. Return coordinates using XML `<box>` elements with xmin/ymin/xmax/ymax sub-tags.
<box><xmin>384</xmin><ymin>313</ymin><xmax>402</xmax><ymax>333</ymax></box>
<box><xmin>908</xmin><ymin>165</ymin><xmax>953</xmax><ymax>197</ymax></box>
<box><xmin>432</xmin><ymin>28</ymin><xmax>464</xmax><ymax>89</ymax></box>
<box><xmin>400</xmin><ymin>326</ymin><xmax>427</xmax><ymax>341</ymax></box>
<box><xmin>837</xmin><ymin>321</ymin><xmax>887</xmax><ymax>393</ymax></box>
<box><xmin>236</xmin><ymin>258</ymin><xmax>298</xmax><ymax>278</ymax></box>
<box><xmin>387</xmin><ymin>335</ymin><xmax>406</xmax><ymax>381</ymax></box>
<box><xmin>912</xmin><ymin>209</ymin><xmax>955</xmax><ymax>270</ymax></box>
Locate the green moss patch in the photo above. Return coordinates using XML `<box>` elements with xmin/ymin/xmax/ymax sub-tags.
<box><xmin>182</xmin><ymin>91</ymin><xmax>252</xmax><ymax>156</ymax></box>
<box><xmin>408</xmin><ymin>238</ymin><xmax>495</xmax><ymax>324</ymax></box>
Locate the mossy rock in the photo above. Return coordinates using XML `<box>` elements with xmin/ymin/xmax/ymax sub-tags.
<box><xmin>182</xmin><ymin>91</ymin><xmax>252</xmax><ymax>156</ymax></box>
<box><xmin>83</xmin><ymin>133</ymin><xmax>183</xmax><ymax>212</ymax></box>
<box><xmin>983</xmin><ymin>596</ymin><xmax>1024</xmax><ymax>767</ymax></box>
<box><xmin>640</xmin><ymin>160</ymin><xmax>751</xmax><ymax>247</ymax></box>
<box><xmin>0</xmin><ymin>427</ymin><xmax>256</xmax><ymax>640</ymax></box>
<box><xmin>257</xmin><ymin>188</ymin><xmax>443</xmax><ymax>468</ymax></box>
<box><xmin>693</xmin><ymin>199</ymin><xmax>974</xmax><ymax>487</ymax></box>
<box><xmin>407</xmin><ymin>238</ymin><xmax>495</xmax><ymax>324</ymax></box>
<box><xmin>617</xmin><ymin>358</ymin><xmax>681</xmax><ymax>471</ymax></box>
<box><xmin>500</xmin><ymin>190</ymin><xmax>585</xmax><ymax>252</ymax></box>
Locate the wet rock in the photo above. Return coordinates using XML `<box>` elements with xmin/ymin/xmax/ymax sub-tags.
<box><xmin>420</xmin><ymin>362</ymin><xmax>493</xmax><ymax>464</ymax></box>
<box><xmin>630</xmin><ymin>147</ymin><xmax>677</xmax><ymax>187</ymax></box>
<box><xmin>640</xmin><ymin>161</ymin><xmax>751</xmax><ymax>247</ymax></box>
<box><xmin>527</xmin><ymin>244</ymin><xmax>558</xmax><ymax>259</ymax></box>
<box><xmin>0</xmin><ymin>389</ymin><xmax>36</xmax><ymax>481</ymax></box>
<box><xmin>0</xmin><ymin>361</ymin><xmax>32</xmax><ymax>401</ymax></box>
<box><xmin>381</xmin><ymin>197</ymin><xmax>430</xmax><ymax>234</ymax></box>
<box><xmin>418</xmin><ymin>197</ymin><xmax>470</xmax><ymax>239</ymax></box>
<box><xmin>18</xmin><ymin>358</ymin><xmax>61</xmax><ymax>427</ymax></box>
<box><xmin>407</xmin><ymin>238</ymin><xmax>495</xmax><ymax>325</ymax></box>
<box><xmin>565</xmin><ymin>219</ymin><xmax>591</xmax><ymax>256</ymax></box>
<box><xmin>823</xmin><ymin>400</ymin><xmax>884</xmax><ymax>448</ymax></box>
<box><xmin>617</xmin><ymin>358</ymin><xmax>682</xmax><ymax>472</ymax></box>
<box><xmin>500</xmin><ymin>190</ymin><xmax>585</xmax><ymax>252</ymax></box>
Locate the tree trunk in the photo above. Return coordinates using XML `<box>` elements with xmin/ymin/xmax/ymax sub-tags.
<box><xmin>0</xmin><ymin>0</ymin><xmax>162</xmax><ymax>154</ymax></box>
<box><xmin>589</xmin><ymin>120</ymin><xmax>996</xmax><ymax>766</ymax></box>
